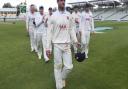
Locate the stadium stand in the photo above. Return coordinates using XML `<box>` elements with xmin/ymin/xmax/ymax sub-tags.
<box><xmin>68</xmin><ymin>0</ymin><xmax>128</xmax><ymax>21</ymax></box>
<box><xmin>0</xmin><ymin>8</ymin><xmax>17</xmax><ymax>21</ymax></box>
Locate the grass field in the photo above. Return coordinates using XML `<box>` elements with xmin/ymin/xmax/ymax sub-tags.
<box><xmin>0</xmin><ymin>21</ymin><xmax>128</xmax><ymax>89</ymax></box>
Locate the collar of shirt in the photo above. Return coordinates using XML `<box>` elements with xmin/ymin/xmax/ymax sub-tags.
<box><xmin>57</xmin><ymin>9</ymin><xmax>67</xmax><ymax>14</ymax></box>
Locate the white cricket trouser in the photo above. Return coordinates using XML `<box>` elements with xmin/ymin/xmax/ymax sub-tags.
<box><xmin>81</xmin><ymin>31</ymin><xmax>91</xmax><ymax>55</ymax></box>
<box><xmin>53</xmin><ymin>44</ymin><xmax>73</xmax><ymax>89</ymax></box>
<box><xmin>29</xmin><ymin>26</ymin><xmax>37</xmax><ymax>51</ymax></box>
<box><xmin>36</xmin><ymin>31</ymin><xmax>43</xmax><ymax>57</ymax></box>
<box><xmin>73</xmin><ymin>43</ymin><xmax>77</xmax><ymax>53</ymax></box>
<box><xmin>36</xmin><ymin>29</ymin><xmax>49</xmax><ymax>61</ymax></box>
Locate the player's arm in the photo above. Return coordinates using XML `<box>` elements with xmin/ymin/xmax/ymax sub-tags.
<box><xmin>26</xmin><ymin>13</ymin><xmax>29</xmax><ymax>32</ymax></box>
<box><xmin>46</xmin><ymin>15</ymin><xmax>54</xmax><ymax>58</ymax></box>
<box><xmin>78</xmin><ymin>14</ymin><xmax>81</xmax><ymax>24</ymax></box>
<box><xmin>35</xmin><ymin>14</ymin><xmax>44</xmax><ymax>27</ymax></box>
<box><xmin>79</xmin><ymin>15</ymin><xmax>83</xmax><ymax>41</ymax></box>
<box><xmin>44</xmin><ymin>15</ymin><xmax>48</xmax><ymax>27</ymax></box>
<box><xmin>91</xmin><ymin>15</ymin><xmax>95</xmax><ymax>34</ymax></box>
<box><xmin>69</xmin><ymin>16</ymin><xmax>79</xmax><ymax>47</ymax></box>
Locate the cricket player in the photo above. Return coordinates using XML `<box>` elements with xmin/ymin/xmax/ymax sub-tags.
<box><xmin>72</xmin><ymin>6</ymin><xmax>80</xmax><ymax>34</ymax></box>
<box><xmin>44</xmin><ymin>7</ymin><xmax>53</xmax><ymax>31</ymax></box>
<box><xmin>45</xmin><ymin>7</ymin><xmax>53</xmax><ymax>26</ymax></box>
<box><xmin>44</xmin><ymin>7</ymin><xmax>53</xmax><ymax>51</ymax></box>
<box><xmin>46</xmin><ymin>0</ymin><xmax>78</xmax><ymax>89</ymax></box>
<box><xmin>71</xmin><ymin>6</ymin><xmax>81</xmax><ymax>53</ymax></box>
<box><xmin>79</xmin><ymin>5</ymin><xmax>95</xmax><ymax>58</ymax></box>
<box><xmin>26</xmin><ymin>4</ymin><xmax>37</xmax><ymax>52</ymax></box>
<box><xmin>34</xmin><ymin>6</ymin><xmax>49</xmax><ymax>62</ymax></box>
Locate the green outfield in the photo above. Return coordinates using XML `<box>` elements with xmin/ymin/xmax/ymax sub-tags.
<box><xmin>0</xmin><ymin>21</ymin><xmax>128</xmax><ymax>89</ymax></box>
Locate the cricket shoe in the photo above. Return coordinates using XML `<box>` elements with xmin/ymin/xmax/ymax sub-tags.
<box><xmin>38</xmin><ymin>54</ymin><xmax>42</xmax><ymax>60</ymax></box>
<box><xmin>62</xmin><ymin>80</ymin><xmax>66</xmax><ymax>88</ymax></box>
<box><xmin>31</xmin><ymin>48</ymin><xmax>34</xmax><ymax>52</ymax></box>
<box><xmin>45</xmin><ymin>59</ymin><xmax>50</xmax><ymax>63</ymax></box>
<box><xmin>34</xmin><ymin>49</ymin><xmax>38</xmax><ymax>53</ymax></box>
<box><xmin>86</xmin><ymin>54</ymin><xmax>88</xmax><ymax>59</ymax></box>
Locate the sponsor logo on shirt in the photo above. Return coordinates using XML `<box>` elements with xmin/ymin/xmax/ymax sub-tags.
<box><xmin>59</xmin><ymin>24</ymin><xmax>67</xmax><ymax>30</ymax></box>
<box><xmin>86</xmin><ymin>18</ymin><xmax>90</xmax><ymax>21</ymax></box>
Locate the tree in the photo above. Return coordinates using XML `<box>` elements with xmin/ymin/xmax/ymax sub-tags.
<box><xmin>3</xmin><ymin>3</ymin><xmax>14</xmax><ymax>8</ymax></box>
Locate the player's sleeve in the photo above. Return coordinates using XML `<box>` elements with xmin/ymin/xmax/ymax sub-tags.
<box><xmin>69</xmin><ymin>16</ymin><xmax>78</xmax><ymax>43</ymax></box>
<box><xmin>77</xmin><ymin>13</ymin><xmax>81</xmax><ymax>24</ymax></box>
<box><xmin>46</xmin><ymin>15</ymin><xmax>54</xmax><ymax>51</ymax></box>
<box><xmin>79</xmin><ymin>15</ymin><xmax>83</xmax><ymax>32</ymax></box>
<box><xmin>44</xmin><ymin>15</ymin><xmax>49</xmax><ymax>27</ymax></box>
<box><xmin>91</xmin><ymin>15</ymin><xmax>95</xmax><ymax>32</ymax></box>
<box><xmin>47</xmin><ymin>16</ymin><xmax>51</xmax><ymax>25</ymax></box>
<box><xmin>34</xmin><ymin>14</ymin><xmax>39</xmax><ymax>27</ymax></box>
<box><xmin>44</xmin><ymin>15</ymin><xmax>48</xmax><ymax>22</ymax></box>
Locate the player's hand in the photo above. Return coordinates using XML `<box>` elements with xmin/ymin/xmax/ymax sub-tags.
<box><xmin>46</xmin><ymin>50</ymin><xmax>52</xmax><ymax>59</ymax></box>
<box><xmin>75</xmin><ymin>19</ymin><xmax>79</xmax><ymax>24</ymax></box>
<box><xmin>75</xmin><ymin>42</ymin><xmax>81</xmax><ymax>48</ymax></box>
<box><xmin>91</xmin><ymin>31</ymin><xmax>95</xmax><ymax>35</ymax></box>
